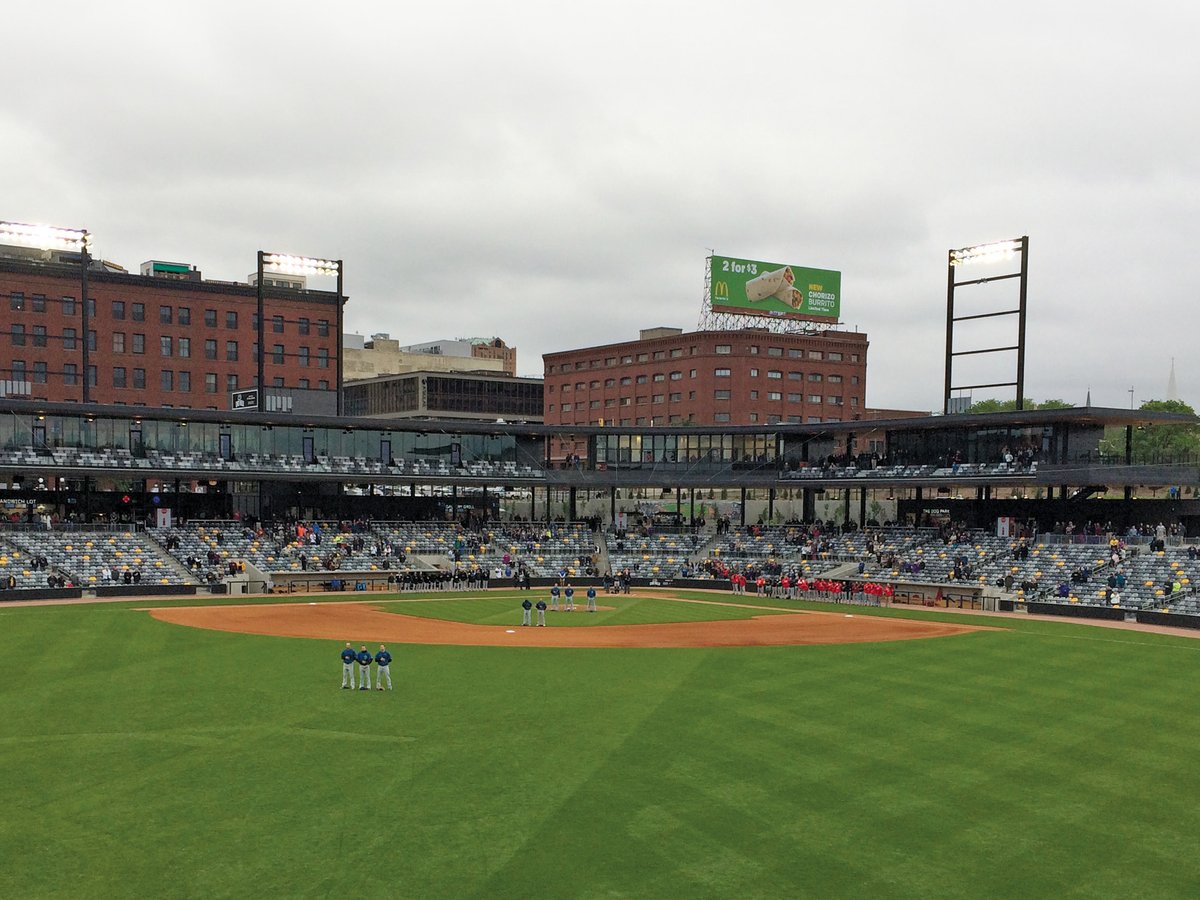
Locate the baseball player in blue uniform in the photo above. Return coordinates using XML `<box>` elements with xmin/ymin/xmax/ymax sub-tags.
<box><xmin>564</xmin><ymin>583</ymin><xmax>575</xmax><ymax>611</ymax></box>
<box><xmin>375</xmin><ymin>644</ymin><xmax>392</xmax><ymax>691</ymax></box>
<box><xmin>521</xmin><ymin>596</ymin><xmax>533</xmax><ymax>626</ymax></box>
<box><xmin>356</xmin><ymin>645</ymin><xmax>372</xmax><ymax>690</ymax></box>
<box><xmin>535</xmin><ymin>597</ymin><xmax>547</xmax><ymax>626</ymax></box>
<box><xmin>340</xmin><ymin>642</ymin><xmax>357</xmax><ymax>689</ymax></box>
<box><xmin>549</xmin><ymin>583</ymin><xmax>560</xmax><ymax>611</ymax></box>
<box><xmin>586</xmin><ymin>585</ymin><xmax>597</xmax><ymax>612</ymax></box>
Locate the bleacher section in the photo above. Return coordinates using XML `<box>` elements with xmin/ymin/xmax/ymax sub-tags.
<box><xmin>4</xmin><ymin>529</ymin><xmax>195</xmax><ymax>587</ymax></box>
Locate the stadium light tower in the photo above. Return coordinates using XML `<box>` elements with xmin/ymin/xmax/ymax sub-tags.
<box><xmin>0</xmin><ymin>221</ymin><xmax>93</xmax><ymax>401</ymax></box>
<box><xmin>944</xmin><ymin>236</ymin><xmax>1029</xmax><ymax>415</ymax></box>
<box><xmin>255</xmin><ymin>251</ymin><xmax>345</xmax><ymax>414</ymax></box>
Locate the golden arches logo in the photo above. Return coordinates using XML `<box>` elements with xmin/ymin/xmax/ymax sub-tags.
<box><xmin>713</xmin><ymin>280</ymin><xmax>729</xmax><ymax>299</ymax></box>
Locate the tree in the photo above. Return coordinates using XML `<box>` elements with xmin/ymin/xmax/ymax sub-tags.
<box><xmin>1131</xmin><ymin>399</ymin><xmax>1200</xmax><ymax>462</ymax></box>
<box><xmin>964</xmin><ymin>398</ymin><xmax>1073</xmax><ymax>414</ymax></box>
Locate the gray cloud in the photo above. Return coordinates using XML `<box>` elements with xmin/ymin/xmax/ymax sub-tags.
<box><xmin>3</xmin><ymin>1</ymin><xmax>1198</xmax><ymax>409</ymax></box>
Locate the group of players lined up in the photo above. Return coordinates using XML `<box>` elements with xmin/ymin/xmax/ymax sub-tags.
<box><xmin>339</xmin><ymin>643</ymin><xmax>394</xmax><ymax>691</ymax></box>
<box><xmin>520</xmin><ymin>583</ymin><xmax>598</xmax><ymax>625</ymax></box>
<box><xmin>385</xmin><ymin>568</ymin><xmax>493</xmax><ymax>591</ymax></box>
<box><xmin>729</xmin><ymin>572</ymin><xmax>895</xmax><ymax>603</ymax></box>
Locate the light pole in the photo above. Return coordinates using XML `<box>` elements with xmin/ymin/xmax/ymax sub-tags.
<box><xmin>0</xmin><ymin>221</ymin><xmax>91</xmax><ymax>400</ymax></box>
<box><xmin>256</xmin><ymin>252</ymin><xmax>343</xmax><ymax>413</ymax></box>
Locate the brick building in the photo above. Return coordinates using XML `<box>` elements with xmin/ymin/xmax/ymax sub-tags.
<box><xmin>0</xmin><ymin>253</ymin><xmax>342</xmax><ymax>410</ymax></box>
<box><xmin>543</xmin><ymin>326</ymin><xmax>868</xmax><ymax>461</ymax></box>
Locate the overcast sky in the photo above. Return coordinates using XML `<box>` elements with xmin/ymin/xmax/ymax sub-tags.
<box><xmin>3</xmin><ymin>1</ymin><xmax>1197</xmax><ymax>411</ymax></box>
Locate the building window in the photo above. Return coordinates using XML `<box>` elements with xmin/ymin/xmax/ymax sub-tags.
<box><xmin>669</xmin><ymin>392</ymin><xmax>681</xmax><ymax>402</ymax></box>
<box><xmin>87</xmin><ymin>366</ymin><xmax>97</xmax><ymax>387</ymax></box>
<box><xmin>621</xmin><ymin>356</ymin><xmax>633</xmax><ymax>364</ymax></box>
<box><xmin>298</xmin><ymin>318</ymin><xmax>310</xmax><ymax>335</ymax></box>
<box><xmin>767</xmin><ymin>370</ymin><xmax>782</xmax><ymax>379</ymax></box>
<box><xmin>789</xmin><ymin>371</ymin><xmax>803</xmax><ymax>380</ymax></box>
<box><xmin>620</xmin><ymin>397</ymin><xmax>631</xmax><ymax>406</ymax></box>
<box><xmin>590</xmin><ymin>380</ymin><xmax>601</xmax><ymax>389</ymax></box>
<box><xmin>178</xmin><ymin>307</ymin><xmax>191</xmax><ymax>326</ymax></box>
<box><xmin>161</xmin><ymin>370</ymin><xmax>173</xmax><ymax>391</ymax></box>
<box><xmin>652</xmin><ymin>350</ymin><xmax>665</xmax><ymax>361</ymax></box>
<box><xmin>11</xmin><ymin>360</ymin><xmax>26</xmax><ymax>380</ymax></box>
<box><xmin>62</xmin><ymin>328</ymin><xmax>77</xmax><ymax>349</ymax></box>
<box><xmin>749</xmin><ymin>368</ymin><xmax>759</xmax><ymax>377</ymax></box>
<box><xmin>317</xmin><ymin>348</ymin><xmax>329</xmax><ymax>368</ymax></box>
<box><xmin>652</xmin><ymin>395</ymin><xmax>664</xmax><ymax>404</ymax></box>
<box><xmin>133</xmin><ymin>368</ymin><xmax>146</xmax><ymax>389</ymax></box>
<box><xmin>62</xmin><ymin>298</ymin><xmax>76</xmax><ymax>315</ymax></box>
<box><xmin>689</xmin><ymin>369</ymin><xmax>697</xmax><ymax>378</ymax></box>
<box><xmin>828</xmin><ymin>352</ymin><xmax>843</xmax><ymax>361</ymax></box>
<box><xmin>178</xmin><ymin>337</ymin><xmax>190</xmax><ymax>358</ymax></box>
<box><xmin>669</xmin><ymin>371</ymin><xmax>682</xmax><ymax>380</ymax></box>
<box><xmin>670</xmin><ymin>348</ymin><xmax>683</xmax><ymax>358</ymax></box>
<box><xmin>714</xmin><ymin>412</ymin><xmax>730</xmax><ymax>423</ymax></box>
<box><xmin>748</xmin><ymin>345</ymin><xmax>759</xmax><ymax>355</ymax></box>
<box><xmin>31</xmin><ymin>295</ymin><xmax>45</xmax><ymax>313</ymax></box>
<box><xmin>226</xmin><ymin>341</ymin><xmax>238</xmax><ymax>361</ymax></box>
<box><xmin>160</xmin><ymin>305</ymin><xmax>172</xmax><ymax>324</ymax></box>
<box><xmin>808</xmin><ymin>373</ymin><xmax>823</xmax><ymax>382</ymax></box>
<box><xmin>63</xmin><ymin>364</ymin><xmax>77</xmax><ymax>385</ymax></box>
<box><xmin>620</xmin><ymin>377</ymin><xmax>631</xmax><ymax>386</ymax></box>
<box><xmin>828</xmin><ymin>374</ymin><xmax>842</xmax><ymax>383</ymax></box>
<box><xmin>32</xmin><ymin>325</ymin><xmax>46</xmax><ymax>347</ymax></box>
<box><xmin>161</xmin><ymin>336</ymin><xmax>173</xmax><ymax>357</ymax></box>
<box><xmin>714</xmin><ymin>389</ymin><xmax>731</xmax><ymax>400</ymax></box>
<box><xmin>226</xmin><ymin>374</ymin><xmax>238</xmax><ymax>392</ymax></box>
<box><xmin>205</xmin><ymin>309</ymin><xmax>217</xmax><ymax>327</ymax></box>
<box><xmin>298</xmin><ymin>346</ymin><xmax>310</xmax><ymax>367</ymax></box>
<box><xmin>636</xmin><ymin>353</ymin><xmax>648</xmax><ymax>363</ymax></box>
<box><xmin>828</xmin><ymin>396</ymin><xmax>843</xmax><ymax>406</ymax></box>
<box><xmin>113</xmin><ymin>367</ymin><xmax>127</xmax><ymax>388</ymax></box>
<box><xmin>299</xmin><ymin>378</ymin><xmax>309</xmax><ymax>390</ymax></box>
<box><xmin>851</xmin><ymin>354</ymin><xmax>860</xmax><ymax>362</ymax></box>
<box><xmin>272</xmin><ymin>344</ymin><xmax>285</xmax><ymax>364</ymax></box>
<box><xmin>851</xmin><ymin>397</ymin><xmax>859</xmax><ymax>407</ymax></box>
<box><xmin>111</xmin><ymin>300</ymin><xmax>125</xmax><ymax>320</ymax></box>
<box><xmin>788</xmin><ymin>348</ymin><xmax>803</xmax><ymax>358</ymax></box>
<box><xmin>636</xmin><ymin>375</ymin><xmax>648</xmax><ymax>384</ymax></box>
<box><xmin>272</xmin><ymin>315</ymin><xmax>284</xmax><ymax>333</ymax></box>
<box><xmin>653</xmin><ymin>374</ymin><xmax>665</xmax><ymax>382</ymax></box>
<box><xmin>851</xmin><ymin>376</ymin><xmax>860</xmax><ymax>385</ymax></box>
<box><xmin>226</xmin><ymin>311</ymin><xmax>238</xmax><ymax>329</ymax></box>
<box><xmin>32</xmin><ymin>361</ymin><xmax>47</xmax><ymax>383</ymax></box>
<box><xmin>178</xmin><ymin>371</ymin><xmax>191</xmax><ymax>392</ymax></box>
<box><xmin>317</xmin><ymin>320</ymin><xmax>330</xmax><ymax>337</ymax></box>
<box><xmin>561</xmin><ymin>403</ymin><xmax>573</xmax><ymax>412</ymax></box>
<box><xmin>318</xmin><ymin>380</ymin><xmax>328</xmax><ymax>390</ymax></box>
<box><xmin>749</xmin><ymin>413</ymin><xmax>759</xmax><ymax>423</ymax></box>
<box><xmin>768</xmin><ymin>391</ymin><xmax>782</xmax><ymax>401</ymax></box>
<box><xmin>112</xmin><ymin>332</ymin><xmax>125</xmax><ymax>353</ymax></box>
<box><xmin>87</xmin><ymin>330</ymin><xmax>96</xmax><ymax>351</ymax></box>
<box><xmin>809</xmin><ymin>350</ymin><xmax>823</xmax><ymax>360</ymax></box>
<box><xmin>809</xmin><ymin>395</ymin><xmax>822</xmax><ymax>403</ymax></box>
<box><xmin>205</xmin><ymin>339</ymin><xmax>217</xmax><ymax>360</ymax></box>
<box><xmin>132</xmin><ymin>334</ymin><xmax>145</xmax><ymax>355</ymax></box>
<box><xmin>11</xmin><ymin>324</ymin><xmax>25</xmax><ymax>346</ymax></box>
<box><xmin>715</xmin><ymin>344</ymin><xmax>731</xmax><ymax>354</ymax></box>
<box><xmin>605</xmin><ymin>357</ymin><xmax>617</xmax><ymax>366</ymax></box>
<box><xmin>8</xmin><ymin>292</ymin><xmax>24</xmax><ymax>311</ymax></box>
<box><xmin>750</xmin><ymin>391</ymin><xmax>758</xmax><ymax>400</ymax></box>
<box><xmin>205</xmin><ymin>373</ymin><xmax>218</xmax><ymax>393</ymax></box>
<box><xmin>131</xmin><ymin>303</ymin><xmax>145</xmax><ymax>322</ymax></box>
<box><xmin>714</xmin><ymin>368</ymin><xmax>730</xmax><ymax>377</ymax></box>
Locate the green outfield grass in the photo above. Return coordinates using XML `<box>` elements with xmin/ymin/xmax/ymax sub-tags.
<box><xmin>2</xmin><ymin>592</ymin><xmax>1200</xmax><ymax>898</ymax></box>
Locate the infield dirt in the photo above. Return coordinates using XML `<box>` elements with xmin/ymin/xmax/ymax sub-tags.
<box><xmin>147</xmin><ymin>598</ymin><xmax>992</xmax><ymax>648</ymax></box>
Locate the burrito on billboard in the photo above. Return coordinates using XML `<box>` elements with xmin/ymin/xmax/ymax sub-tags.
<box><xmin>710</xmin><ymin>255</ymin><xmax>841</xmax><ymax>322</ymax></box>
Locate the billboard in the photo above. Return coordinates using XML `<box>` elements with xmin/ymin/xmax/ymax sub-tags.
<box><xmin>710</xmin><ymin>255</ymin><xmax>841</xmax><ymax>323</ymax></box>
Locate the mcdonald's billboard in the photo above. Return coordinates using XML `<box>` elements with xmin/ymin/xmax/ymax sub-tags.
<box><xmin>709</xmin><ymin>255</ymin><xmax>841</xmax><ymax>323</ymax></box>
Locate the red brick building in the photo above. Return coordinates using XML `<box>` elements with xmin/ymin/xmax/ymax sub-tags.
<box><xmin>0</xmin><ymin>255</ymin><xmax>342</xmax><ymax>410</ymax></box>
<box><xmin>543</xmin><ymin>326</ymin><xmax>869</xmax><ymax>460</ymax></box>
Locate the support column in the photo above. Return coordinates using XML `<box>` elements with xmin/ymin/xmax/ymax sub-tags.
<box><xmin>610</xmin><ymin>486</ymin><xmax>617</xmax><ymax>525</ymax></box>
<box><xmin>739</xmin><ymin>487</ymin><xmax>747</xmax><ymax>527</ymax></box>
<box><xmin>568</xmin><ymin>487</ymin><xmax>577</xmax><ymax>522</ymax></box>
<box><xmin>859</xmin><ymin>487</ymin><xmax>867</xmax><ymax>526</ymax></box>
<box><xmin>768</xmin><ymin>487</ymin><xmax>775</xmax><ymax>523</ymax></box>
<box><xmin>689</xmin><ymin>487</ymin><xmax>696</xmax><ymax>526</ymax></box>
<box><xmin>529</xmin><ymin>487</ymin><xmax>536</xmax><ymax>522</ymax></box>
<box><xmin>842</xmin><ymin>488</ymin><xmax>851</xmax><ymax>525</ymax></box>
<box><xmin>1124</xmin><ymin>424</ymin><xmax>1134</xmax><ymax>501</ymax></box>
<box><xmin>802</xmin><ymin>487</ymin><xmax>815</xmax><ymax>522</ymax></box>
<box><xmin>545</xmin><ymin>486</ymin><xmax>551</xmax><ymax>521</ymax></box>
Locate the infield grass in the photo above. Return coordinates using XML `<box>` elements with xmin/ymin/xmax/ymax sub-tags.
<box><xmin>1</xmin><ymin>591</ymin><xmax>1199</xmax><ymax>898</ymax></box>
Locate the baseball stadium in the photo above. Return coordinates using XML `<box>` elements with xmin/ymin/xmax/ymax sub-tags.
<box><xmin>4</xmin><ymin>231</ymin><xmax>1200</xmax><ymax>897</ymax></box>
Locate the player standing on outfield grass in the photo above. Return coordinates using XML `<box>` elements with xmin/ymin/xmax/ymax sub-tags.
<box><xmin>586</xmin><ymin>585</ymin><xmax>597</xmax><ymax>612</ymax></box>
<box><xmin>564</xmin><ymin>583</ymin><xmax>575</xmax><ymax>611</ymax></box>
<box><xmin>341</xmin><ymin>642</ymin><xmax>357</xmax><ymax>689</ymax></box>
<box><xmin>375</xmin><ymin>645</ymin><xmax>393</xmax><ymax>691</ymax></box>
<box><xmin>521</xmin><ymin>596</ymin><xmax>533</xmax><ymax>626</ymax></box>
<box><xmin>549</xmin><ymin>583</ymin><xmax>560</xmax><ymax>611</ymax></box>
<box><xmin>536</xmin><ymin>597</ymin><xmax>547</xmax><ymax>626</ymax></box>
<box><xmin>356</xmin><ymin>645</ymin><xmax>373</xmax><ymax>691</ymax></box>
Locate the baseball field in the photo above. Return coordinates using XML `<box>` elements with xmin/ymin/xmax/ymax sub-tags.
<box><xmin>3</xmin><ymin>589</ymin><xmax>1200</xmax><ymax>898</ymax></box>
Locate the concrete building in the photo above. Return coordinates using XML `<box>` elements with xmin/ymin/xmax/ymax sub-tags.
<box><xmin>343</xmin><ymin>370</ymin><xmax>543</xmax><ymax>421</ymax></box>
<box><xmin>399</xmin><ymin>336</ymin><xmax>517</xmax><ymax>375</ymax></box>
<box><xmin>342</xmin><ymin>334</ymin><xmax>514</xmax><ymax>381</ymax></box>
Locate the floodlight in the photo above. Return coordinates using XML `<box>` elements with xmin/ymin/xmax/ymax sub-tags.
<box><xmin>262</xmin><ymin>253</ymin><xmax>340</xmax><ymax>277</ymax></box>
<box><xmin>0</xmin><ymin>220</ymin><xmax>91</xmax><ymax>253</ymax></box>
<box><xmin>948</xmin><ymin>239</ymin><xmax>1022</xmax><ymax>267</ymax></box>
